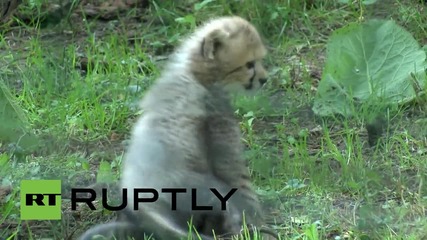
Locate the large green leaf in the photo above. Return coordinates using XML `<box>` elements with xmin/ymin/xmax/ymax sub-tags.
<box><xmin>313</xmin><ymin>19</ymin><xmax>427</xmax><ymax>117</ymax></box>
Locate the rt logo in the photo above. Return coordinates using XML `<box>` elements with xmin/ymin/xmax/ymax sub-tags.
<box><xmin>20</xmin><ymin>180</ymin><xmax>62</xmax><ymax>220</ymax></box>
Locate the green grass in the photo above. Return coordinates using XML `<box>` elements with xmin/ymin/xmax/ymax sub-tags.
<box><xmin>1</xmin><ymin>0</ymin><xmax>427</xmax><ymax>239</ymax></box>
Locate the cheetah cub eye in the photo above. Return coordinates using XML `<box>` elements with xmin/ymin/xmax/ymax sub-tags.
<box><xmin>246</xmin><ymin>61</ymin><xmax>255</xmax><ymax>69</ymax></box>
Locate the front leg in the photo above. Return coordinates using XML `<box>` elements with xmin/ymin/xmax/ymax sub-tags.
<box><xmin>78</xmin><ymin>221</ymin><xmax>146</xmax><ymax>240</ymax></box>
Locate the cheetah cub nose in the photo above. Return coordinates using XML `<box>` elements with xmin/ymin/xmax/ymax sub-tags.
<box><xmin>259</xmin><ymin>78</ymin><xmax>267</xmax><ymax>85</ymax></box>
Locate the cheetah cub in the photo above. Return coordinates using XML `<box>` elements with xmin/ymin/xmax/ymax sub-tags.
<box><xmin>79</xmin><ymin>16</ymin><xmax>274</xmax><ymax>240</ymax></box>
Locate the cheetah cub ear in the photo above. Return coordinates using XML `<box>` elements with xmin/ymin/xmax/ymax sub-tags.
<box><xmin>202</xmin><ymin>29</ymin><xmax>230</xmax><ymax>60</ymax></box>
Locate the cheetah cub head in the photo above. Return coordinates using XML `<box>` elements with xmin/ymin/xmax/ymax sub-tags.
<box><xmin>184</xmin><ymin>16</ymin><xmax>268</xmax><ymax>94</ymax></box>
